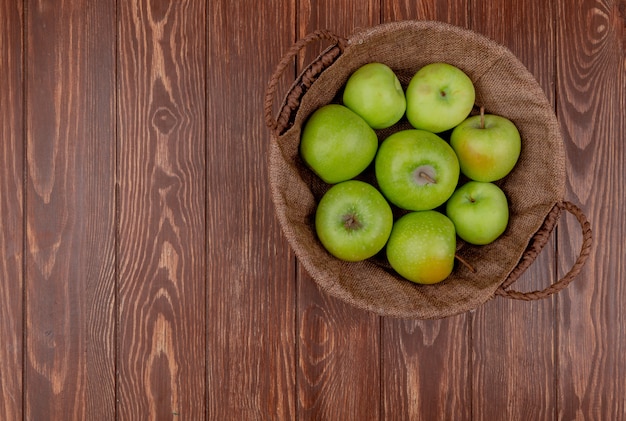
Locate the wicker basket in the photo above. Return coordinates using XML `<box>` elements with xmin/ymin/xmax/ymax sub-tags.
<box><xmin>264</xmin><ymin>21</ymin><xmax>592</xmax><ymax>319</ymax></box>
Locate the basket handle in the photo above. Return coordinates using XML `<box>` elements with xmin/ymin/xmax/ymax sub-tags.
<box><xmin>264</xmin><ymin>29</ymin><xmax>347</xmax><ymax>137</ymax></box>
<box><xmin>495</xmin><ymin>201</ymin><xmax>593</xmax><ymax>301</ymax></box>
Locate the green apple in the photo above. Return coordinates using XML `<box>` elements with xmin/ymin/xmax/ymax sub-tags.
<box><xmin>375</xmin><ymin>129</ymin><xmax>460</xmax><ymax>211</ymax></box>
<box><xmin>386</xmin><ymin>210</ymin><xmax>456</xmax><ymax>284</ymax></box>
<box><xmin>449</xmin><ymin>113</ymin><xmax>521</xmax><ymax>182</ymax></box>
<box><xmin>342</xmin><ymin>62</ymin><xmax>406</xmax><ymax>129</ymax></box>
<box><xmin>405</xmin><ymin>62</ymin><xmax>475</xmax><ymax>133</ymax></box>
<box><xmin>315</xmin><ymin>180</ymin><xmax>393</xmax><ymax>262</ymax></box>
<box><xmin>445</xmin><ymin>181</ymin><xmax>509</xmax><ymax>245</ymax></box>
<box><xmin>300</xmin><ymin>104</ymin><xmax>378</xmax><ymax>184</ymax></box>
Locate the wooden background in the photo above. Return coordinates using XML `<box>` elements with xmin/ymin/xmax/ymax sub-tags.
<box><xmin>0</xmin><ymin>0</ymin><xmax>624</xmax><ymax>419</ymax></box>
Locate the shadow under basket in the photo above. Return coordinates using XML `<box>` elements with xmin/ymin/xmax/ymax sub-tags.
<box><xmin>264</xmin><ymin>20</ymin><xmax>592</xmax><ymax>319</ymax></box>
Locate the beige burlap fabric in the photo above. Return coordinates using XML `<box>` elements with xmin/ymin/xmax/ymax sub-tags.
<box><xmin>267</xmin><ymin>21</ymin><xmax>570</xmax><ymax>319</ymax></box>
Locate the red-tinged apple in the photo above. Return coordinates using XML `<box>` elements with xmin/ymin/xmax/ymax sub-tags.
<box><xmin>386</xmin><ymin>210</ymin><xmax>456</xmax><ymax>284</ymax></box>
<box><xmin>450</xmin><ymin>113</ymin><xmax>521</xmax><ymax>182</ymax></box>
<box><xmin>300</xmin><ymin>104</ymin><xmax>378</xmax><ymax>184</ymax></box>
<box><xmin>405</xmin><ymin>62</ymin><xmax>475</xmax><ymax>133</ymax></box>
<box><xmin>445</xmin><ymin>181</ymin><xmax>509</xmax><ymax>245</ymax></box>
<box><xmin>342</xmin><ymin>62</ymin><xmax>406</xmax><ymax>129</ymax></box>
<box><xmin>315</xmin><ymin>180</ymin><xmax>394</xmax><ymax>262</ymax></box>
<box><xmin>375</xmin><ymin>129</ymin><xmax>460</xmax><ymax>211</ymax></box>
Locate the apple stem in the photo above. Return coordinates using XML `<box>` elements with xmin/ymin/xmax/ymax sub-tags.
<box><xmin>480</xmin><ymin>106</ymin><xmax>485</xmax><ymax>129</ymax></box>
<box><xmin>343</xmin><ymin>213</ymin><xmax>362</xmax><ymax>231</ymax></box>
<box><xmin>419</xmin><ymin>171</ymin><xmax>437</xmax><ymax>184</ymax></box>
<box><xmin>455</xmin><ymin>253</ymin><xmax>476</xmax><ymax>273</ymax></box>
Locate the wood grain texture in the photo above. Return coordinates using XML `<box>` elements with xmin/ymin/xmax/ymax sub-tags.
<box><xmin>379</xmin><ymin>3</ymin><xmax>472</xmax><ymax>420</ymax></box>
<box><xmin>297</xmin><ymin>0</ymin><xmax>381</xmax><ymax>70</ymax></box>
<box><xmin>25</xmin><ymin>0</ymin><xmax>117</xmax><ymax>418</ymax></box>
<box><xmin>297</xmin><ymin>280</ymin><xmax>380</xmax><ymax>420</ymax></box>
<box><xmin>296</xmin><ymin>2</ymin><xmax>382</xmax><ymax>420</ymax></box>
<box><xmin>205</xmin><ymin>0</ymin><xmax>297</xmax><ymax>419</ymax></box>
<box><xmin>0</xmin><ymin>0</ymin><xmax>23</xmax><ymax>418</ymax></box>
<box><xmin>556</xmin><ymin>0</ymin><xmax>626</xmax><ymax>419</ymax></box>
<box><xmin>382</xmin><ymin>317</ymin><xmax>471</xmax><ymax>420</ymax></box>
<box><xmin>24</xmin><ymin>0</ymin><xmax>117</xmax><ymax>419</ymax></box>
<box><xmin>117</xmin><ymin>0</ymin><xmax>206</xmax><ymax>418</ymax></box>
<box><xmin>469</xmin><ymin>1</ymin><xmax>558</xmax><ymax>419</ymax></box>
<box><xmin>383</xmin><ymin>0</ymin><xmax>469</xmax><ymax>24</ymax></box>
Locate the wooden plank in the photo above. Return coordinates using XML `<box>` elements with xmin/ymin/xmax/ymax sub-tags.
<box><xmin>469</xmin><ymin>1</ymin><xmax>559</xmax><ymax>419</ymax></box>
<box><xmin>384</xmin><ymin>0</ymin><xmax>468</xmax><ymax>23</ymax></box>
<box><xmin>296</xmin><ymin>286</ymin><xmax>381</xmax><ymax>420</ymax></box>
<box><xmin>0</xmin><ymin>0</ymin><xmax>23</xmax><ymax>418</ymax></box>
<box><xmin>23</xmin><ymin>0</ymin><xmax>116</xmax><ymax>419</ymax></box>
<box><xmin>379</xmin><ymin>3</ymin><xmax>472</xmax><ymax>420</ymax></box>
<box><xmin>381</xmin><ymin>317</ymin><xmax>471</xmax><ymax>419</ymax></box>
<box><xmin>556</xmin><ymin>0</ymin><xmax>626</xmax><ymax>418</ymax></box>
<box><xmin>295</xmin><ymin>3</ymin><xmax>382</xmax><ymax>420</ymax></box>
<box><xmin>116</xmin><ymin>0</ymin><xmax>206</xmax><ymax>418</ymax></box>
<box><xmin>205</xmin><ymin>0</ymin><xmax>297</xmax><ymax>419</ymax></box>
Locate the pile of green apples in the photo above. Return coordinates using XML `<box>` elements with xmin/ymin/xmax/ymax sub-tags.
<box><xmin>300</xmin><ymin>62</ymin><xmax>521</xmax><ymax>285</ymax></box>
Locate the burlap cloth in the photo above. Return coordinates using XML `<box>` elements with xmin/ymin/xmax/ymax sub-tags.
<box><xmin>264</xmin><ymin>21</ymin><xmax>592</xmax><ymax>319</ymax></box>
